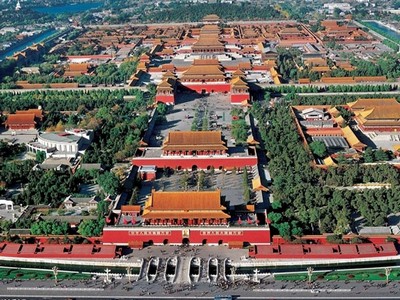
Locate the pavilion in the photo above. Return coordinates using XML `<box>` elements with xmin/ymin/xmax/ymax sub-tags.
<box><xmin>347</xmin><ymin>98</ymin><xmax>400</xmax><ymax>132</ymax></box>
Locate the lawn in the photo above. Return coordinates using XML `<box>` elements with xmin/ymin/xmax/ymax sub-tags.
<box><xmin>0</xmin><ymin>267</ymin><xmax>91</xmax><ymax>281</ymax></box>
<box><xmin>275</xmin><ymin>268</ymin><xmax>400</xmax><ymax>281</ymax></box>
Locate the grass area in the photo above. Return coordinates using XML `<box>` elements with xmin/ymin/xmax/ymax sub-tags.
<box><xmin>0</xmin><ymin>267</ymin><xmax>91</xmax><ymax>281</ymax></box>
<box><xmin>275</xmin><ymin>268</ymin><xmax>400</xmax><ymax>282</ymax></box>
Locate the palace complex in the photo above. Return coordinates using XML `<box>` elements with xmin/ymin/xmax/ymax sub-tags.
<box><xmin>129</xmin><ymin>15</ymin><xmax>285</xmax><ymax>105</ymax></box>
<box><xmin>347</xmin><ymin>98</ymin><xmax>400</xmax><ymax>132</ymax></box>
<box><xmin>103</xmin><ymin>190</ymin><xmax>270</xmax><ymax>247</ymax></box>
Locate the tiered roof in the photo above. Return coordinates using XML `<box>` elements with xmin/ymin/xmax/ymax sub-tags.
<box><xmin>157</xmin><ymin>78</ymin><xmax>175</xmax><ymax>91</ymax></box>
<box><xmin>5</xmin><ymin>114</ymin><xmax>35</xmax><ymax>127</ymax></box>
<box><xmin>142</xmin><ymin>190</ymin><xmax>229</xmax><ymax>219</ymax></box>
<box><xmin>162</xmin><ymin>131</ymin><xmax>227</xmax><ymax>151</ymax></box>
<box><xmin>231</xmin><ymin>76</ymin><xmax>248</xmax><ymax>89</ymax></box>
<box><xmin>180</xmin><ymin>64</ymin><xmax>226</xmax><ymax>81</ymax></box>
<box><xmin>348</xmin><ymin>98</ymin><xmax>400</xmax><ymax>127</ymax></box>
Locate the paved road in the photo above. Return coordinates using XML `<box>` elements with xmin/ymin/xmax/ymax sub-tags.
<box><xmin>1</xmin><ymin>277</ymin><xmax>400</xmax><ymax>299</ymax></box>
<box><xmin>86</xmin><ymin>20</ymin><xmax>296</xmax><ymax>29</ymax></box>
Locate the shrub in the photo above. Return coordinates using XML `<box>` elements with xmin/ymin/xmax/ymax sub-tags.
<box><xmin>347</xmin><ymin>274</ymin><xmax>355</xmax><ymax>279</ymax></box>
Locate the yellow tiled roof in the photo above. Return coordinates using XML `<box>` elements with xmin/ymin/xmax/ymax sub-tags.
<box><xmin>341</xmin><ymin>126</ymin><xmax>366</xmax><ymax>149</ymax></box>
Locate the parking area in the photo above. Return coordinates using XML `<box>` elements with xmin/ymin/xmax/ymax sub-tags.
<box><xmin>148</xmin><ymin>92</ymin><xmax>234</xmax><ymax>147</ymax></box>
<box><xmin>0</xmin><ymin>128</ymin><xmax>37</xmax><ymax>144</ymax></box>
<box><xmin>137</xmin><ymin>169</ymin><xmax>250</xmax><ymax>208</ymax></box>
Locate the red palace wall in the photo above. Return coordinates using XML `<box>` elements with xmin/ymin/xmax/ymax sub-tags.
<box><xmin>181</xmin><ymin>83</ymin><xmax>231</xmax><ymax>93</ymax></box>
<box><xmin>103</xmin><ymin>227</ymin><xmax>271</xmax><ymax>246</ymax></box>
<box><xmin>155</xmin><ymin>94</ymin><xmax>175</xmax><ymax>104</ymax></box>
<box><xmin>359</xmin><ymin>125</ymin><xmax>400</xmax><ymax>133</ymax></box>
<box><xmin>7</xmin><ymin>124</ymin><xmax>35</xmax><ymax>130</ymax></box>
<box><xmin>231</xmin><ymin>94</ymin><xmax>249</xmax><ymax>104</ymax></box>
<box><xmin>132</xmin><ymin>156</ymin><xmax>258</xmax><ymax>170</ymax></box>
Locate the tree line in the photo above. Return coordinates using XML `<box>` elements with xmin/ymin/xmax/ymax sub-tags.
<box><xmin>250</xmin><ymin>101</ymin><xmax>400</xmax><ymax>238</ymax></box>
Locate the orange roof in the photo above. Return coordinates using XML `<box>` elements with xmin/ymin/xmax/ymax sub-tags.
<box><xmin>5</xmin><ymin>114</ymin><xmax>35</xmax><ymax>125</ymax></box>
<box><xmin>193</xmin><ymin>59</ymin><xmax>219</xmax><ymax>65</ymax></box>
<box><xmin>201</xmin><ymin>24</ymin><xmax>220</xmax><ymax>32</ymax></box>
<box><xmin>68</xmin><ymin>63</ymin><xmax>90</xmax><ymax>72</ymax></box>
<box><xmin>305</xmin><ymin>58</ymin><xmax>328</xmax><ymax>66</ymax></box>
<box><xmin>231</xmin><ymin>76</ymin><xmax>248</xmax><ymax>88</ymax></box>
<box><xmin>202</xmin><ymin>14</ymin><xmax>220</xmax><ymax>22</ymax></box>
<box><xmin>162</xmin><ymin>131</ymin><xmax>227</xmax><ymax>151</ymax></box>
<box><xmin>192</xmin><ymin>34</ymin><xmax>224</xmax><ymax>48</ymax></box>
<box><xmin>16</xmin><ymin>109</ymin><xmax>43</xmax><ymax>119</ymax></box>
<box><xmin>162</xmin><ymin>70</ymin><xmax>176</xmax><ymax>79</ymax></box>
<box><xmin>232</xmin><ymin>69</ymin><xmax>245</xmax><ymax>76</ymax></box>
<box><xmin>321</xmin><ymin>77</ymin><xmax>356</xmax><ymax>84</ymax></box>
<box><xmin>143</xmin><ymin>190</ymin><xmax>227</xmax><ymax>212</ymax></box>
<box><xmin>121</xmin><ymin>205</ymin><xmax>141</xmax><ymax>213</ymax></box>
<box><xmin>341</xmin><ymin>126</ymin><xmax>366</xmax><ymax>149</ymax></box>
<box><xmin>311</xmin><ymin>66</ymin><xmax>331</xmax><ymax>72</ymax></box>
<box><xmin>181</xmin><ymin>65</ymin><xmax>226</xmax><ymax>80</ymax></box>
<box><xmin>252</xmin><ymin>177</ymin><xmax>268</xmax><ymax>191</ymax></box>
<box><xmin>141</xmin><ymin>211</ymin><xmax>230</xmax><ymax>219</ymax></box>
<box><xmin>347</xmin><ymin>98</ymin><xmax>398</xmax><ymax>110</ymax></box>
<box><xmin>323</xmin><ymin>156</ymin><xmax>337</xmax><ymax>167</ymax></box>
<box><xmin>157</xmin><ymin>78</ymin><xmax>175</xmax><ymax>91</ymax></box>
<box><xmin>298</xmin><ymin>78</ymin><xmax>311</xmax><ymax>84</ymax></box>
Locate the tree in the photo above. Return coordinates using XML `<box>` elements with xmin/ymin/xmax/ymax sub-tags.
<box><xmin>78</xmin><ymin>219</ymin><xmax>105</xmax><ymax>237</ymax></box>
<box><xmin>363</xmin><ymin>147</ymin><xmax>374</xmax><ymax>163</ymax></box>
<box><xmin>374</xmin><ymin>149</ymin><xmax>389</xmax><ymax>162</ymax></box>
<box><xmin>35</xmin><ymin>151</ymin><xmax>46</xmax><ymax>163</ymax></box>
<box><xmin>309</xmin><ymin>141</ymin><xmax>327</xmax><ymax>158</ymax></box>
<box><xmin>333</xmin><ymin>8</ymin><xmax>342</xmax><ymax>18</ymax></box>
<box><xmin>97</xmin><ymin>200</ymin><xmax>109</xmax><ymax>217</ymax></box>
<box><xmin>97</xmin><ymin>172</ymin><xmax>120</xmax><ymax>195</ymax></box>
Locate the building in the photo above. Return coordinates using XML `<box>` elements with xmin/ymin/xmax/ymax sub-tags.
<box><xmin>62</xmin><ymin>195</ymin><xmax>100</xmax><ymax>210</ymax></box>
<box><xmin>323</xmin><ymin>3</ymin><xmax>352</xmax><ymax>14</ymax></box>
<box><xmin>347</xmin><ymin>98</ymin><xmax>400</xmax><ymax>132</ymax></box>
<box><xmin>4</xmin><ymin>109</ymin><xmax>43</xmax><ymax>131</ymax></box>
<box><xmin>155</xmin><ymin>72</ymin><xmax>177</xmax><ymax>104</ymax></box>
<box><xmin>27</xmin><ymin>129</ymin><xmax>93</xmax><ymax>159</ymax></box>
<box><xmin>133</xmin><ymin>130</ymin><xmax>257</xmax><ymax>170</ymax></box>
<box><xmin>161</xmin><ymin>131</ymin><xmax>227</xmax><ymax>157</ymax></box>
<box><xmin>103</xmin><ymin>190</ymin><xmax>270</xmax><ymax>246</ymax></box>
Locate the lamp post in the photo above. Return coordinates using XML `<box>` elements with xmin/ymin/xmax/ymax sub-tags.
<box><xmin>307</xmin><ymin>267</ymin><xmax>314</xmax><ymax>285</ymax></box>
<box><xmin>253</xmin><ymin>268</ymin><xmax>260</xmax><ymax>283</ymax></box>
<box><xmin>231</xmin><ymin>266</ymin><xmax>236</xmax><ymax>283</ymax></box>
<box><xmin>52</xmin><ymin>266</ymin><xmax>58</xmax><ymax>285</ymax></box>
<box><xmin>385</xmin><ymin>267</ymin><xmax>392</xmax><ymax>285</ymax></box>
<box><xmin>126</xmin><ymin>267</ymin><xmax>132</xmax><ymax>283</ymax></box>
<box><xmin>104</xmin><ymin>268</ymin><xmax>111</xmax><ymax>283</ymax></box>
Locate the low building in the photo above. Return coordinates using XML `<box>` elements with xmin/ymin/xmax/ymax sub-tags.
<box><xmin>133</xmin><ymin>130</ymin><xmax>257</xmax><ymax>170</ymax></box>
<box><xmin>27</xmin><ymin>129</ymin><xmax>93</xmax><ymax>159</ymax></box>
<box><xmin>62</xmin><ymin>195</ymin><xmax>100</xmax><ymax>210</ymax></box>
<box><xmin>348</xmin><ymin>98</ymin><xmax>400</xmax><ymax>132</ymax></box>
<box><xmin>4</xmin><ymin>108</ymin><xmax>43</xmax><ymax>131</ymax></box>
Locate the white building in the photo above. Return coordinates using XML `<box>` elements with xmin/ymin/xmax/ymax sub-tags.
<box><xmin>323</xmin><ymin>3</ymin><xmax>352</xmax><ymax>14</ymax></box>
<box><xmin>28</xmin><ymin>129</ymin><xmax>93</xmax><ymax>158</ymax></box>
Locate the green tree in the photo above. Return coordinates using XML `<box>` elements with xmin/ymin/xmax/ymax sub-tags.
<box><xmin>374</xmin><ymin>149</ymin><xmax>389</xmax><ymax>162</ymax></box>
<box><xmin>309</xmin><ymin>141</ymin><xmax>327</xmax><ymax>158</ymax></box>
<box><xmin>97</xmin><ymin>200</ymin><xmax>110</xmax><ymax>217</ymax></box>
<box><xmin>35</xmin><ymin>151</ymin><xmax>46</xmax><ymax>163</ymax></box>
<box><xmin>363</xmin><ymin>147</ymin><xmax>375</xmax><ymax>163</ymax></box>
<box><xmin>97</xmin><ymin>172</ymin><xmax>120</xmax><ymax>195</ymax></box>
<box><xmin>78</xmin><ymin>219</ymin><xmax>105</xmax><ymax>237</ymax></box>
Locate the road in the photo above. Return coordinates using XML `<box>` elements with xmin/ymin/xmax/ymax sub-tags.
<box><xmin>86</xmin><ymin>20</ymin><xmax>296</xmax><ymax>29</ymax></box>
<box><xmin>1</xmin><ymin>82</ymin><xmax>399</xmax><ymax>95</ymax></box>
<box><xmin>0</xmin><ymin>276</ymin><xmax>400</xmax><ymax>299</ymax></box>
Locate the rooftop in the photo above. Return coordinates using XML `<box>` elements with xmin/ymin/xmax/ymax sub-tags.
<box><xmin>40</xmin><ymin>132</ymin><xmax>81</xmax><ymax>143</ymax></box>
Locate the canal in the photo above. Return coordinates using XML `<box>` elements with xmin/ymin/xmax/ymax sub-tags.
<box><xmin>33</xmin><ymin>2</ymin><xmax>103</xmax><ymax>15</ymax></box>
<box><xmin>0</xmin><ymin>28</ymin><xmax>58</xmax><ymax>62</ymax></box>
<box><xmin>363</xmin><ymin>20</ymin><xmax>400</xmax><ymax>42</ymax></box>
